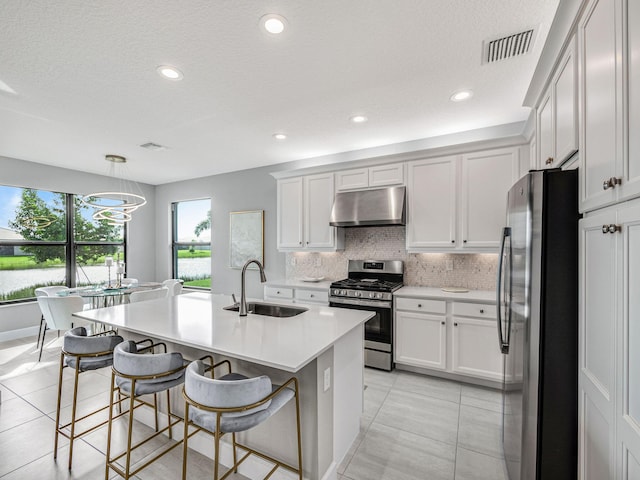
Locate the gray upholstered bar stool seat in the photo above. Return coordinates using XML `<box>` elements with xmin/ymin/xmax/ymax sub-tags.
<box><xmin>182</xmin><ymin>360</ymin><xmax>303</xmax><ymax>480</ymax></box>
<box><xmin>106</xmin><ymin>339</ymin><xmax>188</xmax><ymax>480</ymax></box>
<box><xmin>55</xmin><ymin>326</ymin><xmax>124</xmax><ymax>470</ymax></box>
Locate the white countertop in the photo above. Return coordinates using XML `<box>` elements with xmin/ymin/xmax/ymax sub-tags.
<box><xmin>265</xmin><ymin>279</ymin><xmax>333</xmax><ymax>290</ymax></box>
<box><xmin>73</xmin><ymin>292</ymin><xmax>373</xmax><ymax>373</ymax></box>
<box><xmin>394</xmin><ymin>286</ymin><xmax>496</xmax><ymax>303</ymax></box>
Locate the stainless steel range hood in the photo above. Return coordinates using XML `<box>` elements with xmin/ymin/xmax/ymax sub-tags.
<box><xmin>329</xmin><ymin>186</ymin><xmax>406</xmax><ymax>227</ymax></box>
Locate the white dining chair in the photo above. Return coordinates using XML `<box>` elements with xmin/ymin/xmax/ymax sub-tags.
<box><xmin>37</xmin><ymin>295</ymin><xmax>87</xmax><ymax>361</ymax></box>
<box><xmin>121</xmin><ymin>278</ymin><xmax>138</xmax><ymax>286</ymax></box>
<box><xmin>34</xmin><ymin>286</ymin><xmax>70</xmax><ymax>355</ymax></box>
<box><xmin>129</xmin><ymin>287</ymin><xmax>169</xmax><ymax>303</ymax></box>
<box><xmin>161</xmin><ymin>279</ymin><xmax>183</xmax><ymax>296</ymax></box>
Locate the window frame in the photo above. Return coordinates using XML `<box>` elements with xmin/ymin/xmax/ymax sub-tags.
<box><xmin>171</xmin><ymin>199</ymin><xmax>211</xmax><ymax>291</ymax></box>
<box><xmin>0</xmin><ymin>188</ymin><xmax>127</xmax><ymax>305</ymax></box>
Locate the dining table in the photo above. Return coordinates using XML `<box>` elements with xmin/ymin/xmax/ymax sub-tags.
<box><xmin>60</xmin><ymin>282</ymin><xmax>163</xmax><ymax>309</ymax></box>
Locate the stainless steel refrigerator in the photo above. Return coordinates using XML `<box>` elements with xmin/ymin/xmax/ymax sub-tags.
<box><xmin>496</xmin><ymin>169</ymin><xmax>578</xmax><ymax>480</ymax></box>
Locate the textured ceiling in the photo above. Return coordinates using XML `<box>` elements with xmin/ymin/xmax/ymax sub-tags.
<box><xmin>0</xmin><ymin>0</ymin><xmax>558</xmax><ymax>185</ymax></box>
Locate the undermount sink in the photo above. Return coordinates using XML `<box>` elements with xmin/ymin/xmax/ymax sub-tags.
<box><xmin>223</xmin><ymin>302</ymin><xmax>308</xmax><ymax>317</ymax></box>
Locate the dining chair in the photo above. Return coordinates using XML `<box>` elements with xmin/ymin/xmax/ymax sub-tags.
<box><xmin>120</xmin><ymin>278</ymin><xmax>138</xmax><ymax>286</ymax></box>
<box><xmin>181</xmin><ymin>360</ymin><xmax>303</xmax><ymax>480</ymax></box>
<box><xmin>54</xmin><ymin>326</ymin><xmax>124</xmax><ymax>470</ymax></box>
<box><xmin>129</xmin><ymin>287</ymin><xmax>169</xmax><ymax>303</ymax></box>
<box><xmin>34</xmin><ymin>286</ymin><xmax>70</xmax><ymax>357</ymax></box>
<box><xmin>36</xmin><ymin>295</ymin><xmax>86</xmax><ymax>361</ymax></box>
<box><xmin>162</xmin><ymin>279</ymin><xmax>183</xmax><ymax>296</ymax></box>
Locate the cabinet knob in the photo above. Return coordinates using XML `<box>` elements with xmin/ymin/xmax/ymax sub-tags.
<box><xmin>299</xmin><ymin>242</ymin><xmax>302</xmax><ymax>245</ymax></box>
<box><xmin>276</xmin><ymin>290</ymin><xmax>280</xmax><ymax>294</ymax></box>
<box><xmin>454</xmin><ymin>322</ymin><xmax>458</xmax><ymax>327</ymax></box>
<box><xmin>545</xmin><ymin>157</ymin><xmax>554</xmax><ymax>165</ymax></box>
<box><xmin>306</xmin><ymin>241</ymin><xmax>309</xmax><ymax>245</ymax></box>
<box><xmin>480</xmin><ymin>309</ymin><xmax>484</xmax><ymax>314</ymax></box>
<box><xmin>417</xmin><ymin>304</ymin><xmax>422</xmax><ymax>308</ymax></box>
<box><xmin>601</xmin><ymin>224</ymin><xmax>621</xmax><ymax>234</ymax></box>
<box><xmin>603</xmin><ymin>177</ymin><xmax>622</xmax><ymax>190</ymax></box>
<box><xmin>310</xmin><ymin>294</ymin><xmax>314</xmax><ymax>298</ymax></box>
<box><xmin>451</xmin><ymin>240</ymin><xmax>455</xmax><ymax>244</ymax></box>
<box><xmin>441</xmin><ymin>321</ymin><xmax>445</xmax><ymax>325</ymax></box>
<box><xmin>463</xmin><ymin>240</ymin><xmax>467</xmax><ymax>243</ymax></box>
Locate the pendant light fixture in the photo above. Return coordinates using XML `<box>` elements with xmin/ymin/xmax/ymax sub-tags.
<box><xmin>81</xmin><ymin>155</ymin><xmax>147</xmax><ymax>225</ymax></box>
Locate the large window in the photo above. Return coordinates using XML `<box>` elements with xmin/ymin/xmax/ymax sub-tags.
<box><xmin>172</xmin><ymin>199</ymin><xmax>211</xmax><ymax>289</ymax></box>
<box><xmin>0</xmin><ymin>186</ymin><xmax>126</xmax><ymax>303</ymax></box>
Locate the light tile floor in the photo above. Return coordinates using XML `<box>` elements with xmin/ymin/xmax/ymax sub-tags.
<box><xmin>0</xmin><ymin>335</ymin><xmax>508</xmax><ymax>479</ymax></box>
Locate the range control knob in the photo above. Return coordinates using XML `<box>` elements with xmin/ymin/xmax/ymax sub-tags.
<box><xmin>354</xmin><ymin>291</ymin><xmax>362</xmax><ymax>297</ymax></box>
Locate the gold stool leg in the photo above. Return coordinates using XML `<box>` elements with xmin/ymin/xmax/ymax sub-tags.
<box><xmin>105</xmin><ymin>372</ymin><xmax>117</xmax><ymax>480</ymax></box>
<box><xmin>67</xmin><ymin>361</ymin><xmax>81</xmax><ymax>470</ymax></box>
<box><xmin>166</xmin><ymin>389</ymin><xmax>173</xmax><ymax>440</ymax></box>
<box><xmin>53</xmin><ymin>352</ymin><xmax>65</xmax><ymax>461</ymax></box>
<box><xmin>232</xmin><ymin>432</ymin><xmax>238</xmax><ymax>473</ymax></box>
<box><xmin>214</xmin><ymin>414</ymin><xmax>222</xmax><ymax>480</ymax></box>
<box><xmin>182</xmin><ymin>403</ymin><xmax>190</xmax><ymax>480</ymax></box>
<box><xmin>124</xmin><ymin>379</ymin><xmax>137</xmax><ymax>480</ymax></box>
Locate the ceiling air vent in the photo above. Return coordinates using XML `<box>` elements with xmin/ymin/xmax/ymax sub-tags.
<box><xmin>483</xmin><ymin>29</ymin><xmax>535</xmax><ymax>64</ymax></box>
<box><xmin>140</xmin><ymin>142</ymin><xmax>167</xmax><ymax>151</ymax></box>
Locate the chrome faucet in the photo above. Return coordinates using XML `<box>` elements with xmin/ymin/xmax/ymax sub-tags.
<box><xmin>239</xmin><ymin>259</ymin><xmax>267</xmax><ymax>316</ymax></box>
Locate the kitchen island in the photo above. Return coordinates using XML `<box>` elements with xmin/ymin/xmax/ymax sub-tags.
<box><xmin>74</xmin><ymin>292</ymin><xmax>373</xmax><ymax>480</ymax></box>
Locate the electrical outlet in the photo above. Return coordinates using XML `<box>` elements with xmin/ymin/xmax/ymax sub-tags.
<box><xmin>323</xmin><ymin>367</ymin><xmax>331</xmax><ymax>392</ymax></box>
<box><xmin>446</xmin><ymin>259</ymin><xmax>454</xmax><ymax>271</ymax></box>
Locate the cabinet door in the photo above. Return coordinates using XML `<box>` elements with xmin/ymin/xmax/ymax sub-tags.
<box><xmin>460</xmin><ymin>148</ymin><xmax>518</xmax><ymax>249</ymax></box>
<box><xmin>579</xmin><ymin>0</ymin><xmax>621</xmax><ymax>212</ymax></box>
<box><xmin>395</xmin><ymin>311</ymin><xmax>446</xmax><ymax>370</ymax></box>
<box><xmin>277</xmin><ymin>178</ymin><xmax>304</xmax><ymax>249</ymax></box>
<box><xmin>617</xmin><ymin>200</ymin><xmax>640</xmax><ymax>479</ymax></box>
<box><xmin>451</xmin><ymin>317</ymin><xmax>503</xmax><ymax>381</ymax></box>
<box><xmin>538</xmin><ymin>91</ymin><xmax>554</xmax><ymax>169</ymax></box>
<box><xmin>304</xmin><ymin>173</ymin><xmax>336</xmax><ymax>249</ymax></box>
<box><xmin>621</xmin><ymin>0</ymin><xmax>640</xmax><ymax>204</ymax></box>
<box><xmin>406</xmin><ymin>156</ymin><xmax>457</xmax><ymax>250</ymax></box>
<box><xmin>369</xmin><ymin>163</ymin><xmax>404</xmax><ymax>187</ymax></box>
<box><xmin>579</xmin><ymin>208</ymin><xmax>618</xmax><ymax>480</ymax></box>
<box><xmin>335</xmin><ymin>168</ymin><xmax>368</xmax><ymax>191</ymax></box>
<box><xmin>554</xmin><ymin>36</ymin><xmax>578</xmax><ymax>164</ymax></box>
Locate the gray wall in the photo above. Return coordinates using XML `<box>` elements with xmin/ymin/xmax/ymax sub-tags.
<box><xmin>154</xmin><ymin>164</ymin><xmax>286</xmax><ymax>299</ymax></box>
<box><xmin>0</xmin><ymin>156</ymin><xmax>156</xmax><ymax>335</ymax></box>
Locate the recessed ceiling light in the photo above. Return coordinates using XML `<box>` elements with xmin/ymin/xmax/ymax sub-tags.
<box><xmin>260</xmin><ymin>14</ymin><xmax>287</xmax><ymax>35</ymax></box>
<box><xmin>350</xmin><ymin>115</ymin><xmax>368</xmax><ymax>124</ymax></box>
<box><xmin>156</xmin><ymin>65</ymin><xmax>184</xmax><ymax>81</ymax></box>
<box><xmin>273</xmin><ymin>133</ymin><xmax>287</xmax><ymax>140</ymax></box>
<box><xmin>450</xmin><ymin>90</ymin><xmax>473</xmax><ymax>102</ymax></box>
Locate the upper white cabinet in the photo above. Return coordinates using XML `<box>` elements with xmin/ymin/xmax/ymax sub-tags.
<box><xmin>537</xmin><ymin>35</ymin><xmax>578</xmax><ymax>170</ymax></box>
<box><xmin>407</xmin><ymin>147</ymin><xmax>518</xmax><ymax>252</ymax></box>
<box><xmin>335</xmin><ymin>163</ymin><xmax>404</xmax><ymax>191</ymax></box>
<box><xmin>277</xmin><ymin>173</ymin><xmax>344</xmax><ymax>252</ymax></box>
<box><xmin>579</xmin><ymin>0</ymin><xmax>640</xmax><ymax>212</ymax></box>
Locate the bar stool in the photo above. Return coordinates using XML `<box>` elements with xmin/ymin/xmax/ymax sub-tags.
<box><xmin>128</xmin><ymin>287</ymin><xmax>168</xmax><ymax>303</ymax></box>
<box><xmin>181</xmin><ymin>360</ymin><xmax>303</xmax><ymax>480</ymax></box>
<box><xmin>105</xmin><ymin>339</ymin><xmax>190</xmax><ymax>479</ymax></box>
<box><xmin>54</xmin><ymin>326</ymin><xmax>124</xmax><ymax>470</ymax></box>
<box><xmin>162</xmin><ymin>279</ymin><xmax>183</xmax><ymax>296</ymax></box>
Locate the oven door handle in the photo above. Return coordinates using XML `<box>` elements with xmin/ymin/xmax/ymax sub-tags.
<box><xmin>329</xmin><ymin>297</ymin><xmax>392</xmax><ymax>309</ymax></box>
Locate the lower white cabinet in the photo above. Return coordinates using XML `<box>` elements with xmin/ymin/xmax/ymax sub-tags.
<box><xmin>264</xmin><ymin>284</ymin><xmax>329</xmax><ymax>306</ymax></box>
<box><xmin>395</xmin><ymin>295</ymin><xmax>503</xmax><ymax>382</ymax></box>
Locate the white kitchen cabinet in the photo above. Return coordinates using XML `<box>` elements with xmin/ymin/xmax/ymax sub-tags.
<box><xmin>294</xmin><ymin>288</ymin><xmax>328</xmax><ymax>305</ymax></box>
<box><xmin>264</xmin><ymin>283</ymin><xmax>329</xmax><ymax>306</ymax></box>
<box><xmin>263</xmin><ymin>286</ymin><xmax>294</xmax><ymax>304</ymax></box>
<box><xmin>578</xmin><ymin>0</ymin><xmax>640</xmax><ymax>212</ymax></box>
<box><xmin>460</xmin><ymin>148</ymin><xmax>519</xmax><ymax>249</ymax></box>
<box><xmin>451</xmin><ymin>303</ymin><xmax>503</xmax><ymax>381</ymax></box>
<box><xmin>536</xmin><ymin>35</ymin><xmax>578</xmax><ymax>170</ymax></box>
<box><xmin>277</xmin><ymin>173</ymin><xmax>344</xmax><ymax>252</ymax></box>
<box><xmin>406</xmin><ymin>156</ymin><xmax>457</xmax><ymax>250</ymax></box>
<box><xmin>407</xmin><ymin>148</ymin><xmax>518</xmax><ymax>253</ymax></box>
<box><xmin>335</xmin><ymin>163</ymin><xmax>404</xmax><ymax>191</ymax></box>
<box><xmin>395</xmin><ymin>293</ymin><xmax>502</xmax><ymax>382</ymax></box>
<box><xmin>579</xmin><ymin>199</ymin><xmax>640</xmax><ymax>480</ymax></box>
<box><xmin>395</xmin><ymin>310</ymin><xmax>447</xmax><ymax>370</ymax></box>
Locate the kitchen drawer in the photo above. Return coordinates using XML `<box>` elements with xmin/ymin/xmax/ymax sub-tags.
<box><xmin>395</xmin><ymin>297</ymin><xmax>446</xmax><ymax>314</ymax></box>
<box><xmin>452</xmin><ymin>302</ymin><xmax>496</xmax><ymax>319</ymax></box>
<box><xmin>295</xmin><ymin>289</ymin><xmax>329</xmax><ymax>304</ymax></box>
<box><xmin>264</xmin><ymin>286</ymin><xmax>293</xmax><ymax>300</ymax></box>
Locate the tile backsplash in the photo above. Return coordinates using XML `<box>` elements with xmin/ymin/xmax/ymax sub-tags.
<box><xmin>285</xmin><ymin>226</ymin><xmax>498</xmax><ymax>291</ymax></box>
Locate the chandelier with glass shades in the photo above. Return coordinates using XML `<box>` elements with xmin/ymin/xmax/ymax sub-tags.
<box><xmin>81</xmin><ymin>155</ymin><xmax>147</xmax><ymax>225</ymax></box>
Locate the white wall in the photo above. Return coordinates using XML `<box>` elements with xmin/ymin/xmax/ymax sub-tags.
<box><xmin>0</xmin><ymin>156</ymin><xmax>156</xmax><ymax>335</ymax></box>
<box><xmin>154</xmin><ymin>164</ymin><xmax>287</xmax><ymax>299</ymax></box>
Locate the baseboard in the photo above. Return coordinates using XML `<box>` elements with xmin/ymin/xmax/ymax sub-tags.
<box><xmin>394</xmin><ymin>363</ymin><xmax>503</xmax><ymax>389</ymax></box>
<box><xmin>0</xmin><ymin>326</ymin><xmax>39</xmax><ymax>343</ymax></box>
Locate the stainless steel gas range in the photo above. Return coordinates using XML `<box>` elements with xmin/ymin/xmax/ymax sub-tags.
<box><xmin>329</xmin><ymin>260</ymin><xmax>403</xmax><ymax>371</ymax></box>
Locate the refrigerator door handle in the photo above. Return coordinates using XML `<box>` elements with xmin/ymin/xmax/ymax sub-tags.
<box><xmin>496</xmin><ymin>226</ymin><xmax>511</xmax><ymax>354</ymax></box>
